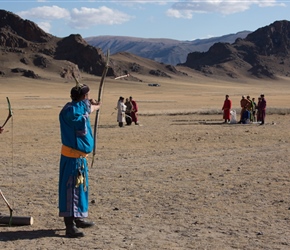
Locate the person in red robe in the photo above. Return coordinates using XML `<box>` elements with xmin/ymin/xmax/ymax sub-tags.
<box><xmin>222</xmin><ymin>95</ymin><xmax>232</xmax><ymax>123</ymax></box>
<box><xmin>256</xmin><ymin>97</ymin><xmax>262</xmax><ymax>122</ymax></box>
<box><xmin>259</xmin><ymin>94</ymin><xmax>267</xmax><ymax>125</ymax></box>
<box><xmin>129</xmin><ymin>96</ymin><xmax>139</xmax><ymax>125</ymax></box>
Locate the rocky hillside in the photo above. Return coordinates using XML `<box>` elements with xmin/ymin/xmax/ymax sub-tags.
<box><xmin>1</xmin><ymin>9</ymin><xmax>290</xmax><ymax>81</ymax></box>
<box><xmin>0</xmin><ymin>10</ymin><xmax>182</xmax><ymax>81</ymax></box>
<box><xmin>85</xmin><ymin>31</ymin><xmax>250</xmax><ymax>66</ymax></box>
<box><xmin>0</xmin><ymin>10</ymin><xmax>112</xmax><ymax>78</ymax></box>
<box><xmin>180</xmin><ymin>20</ymin><xmax>290</xmax><ymax>79</ymax></box>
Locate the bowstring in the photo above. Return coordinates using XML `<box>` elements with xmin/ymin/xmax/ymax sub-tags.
<box><xmin>7</xmin><ymin>101</ymin><xmax>14</xmax><ymax>226</ymax></box>
<box><xmin>0</xmin><ymin>100</ymin><xmax>14</xmax><ymax>226</ymax></box>
<box><xmin>6</xmin><ymin>99</ymin><xmax>14</xmax><ymax>225</ymax></box>
<box><xmin>11</xmin><ymin>109</ymin><xmax>14</xmax><ymax>211</ymax></box>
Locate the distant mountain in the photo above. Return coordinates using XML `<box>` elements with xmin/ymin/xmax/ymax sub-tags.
<box><xmin>1</xmin><ymin>9</ymin><xmax>290</xmax><ymax>80</ymax></box>
<box><xmin>85</xmin><ymin>31</ymin><xmax>251</xmax><ymax>66</ymax></box>
<box><xmin>180</xmin><ymin>20</ymin><xmax>290</xmax><ymax>79</ymax></box>
<box><xmin>0</xmin><ymin>9</ymin><xmax>190</xmax><ymax>81</ymax></box>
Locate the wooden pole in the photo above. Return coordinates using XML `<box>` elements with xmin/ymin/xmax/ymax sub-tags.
<box><xmin>0</xmin><ymin>215</ymin><xmax>33</xmax><ymax>226</ymax></box>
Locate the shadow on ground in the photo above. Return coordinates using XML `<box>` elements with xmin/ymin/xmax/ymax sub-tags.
<box><xmin>0</xmin><ymin>229</ymin><xmax>64</xmax><ymax>241</ymax></box>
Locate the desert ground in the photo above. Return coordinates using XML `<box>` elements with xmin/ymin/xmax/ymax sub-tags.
<box><xmin>1</xmin><ymin>70</ymin><xmax>290</xmax><ymax>250</ymax></box>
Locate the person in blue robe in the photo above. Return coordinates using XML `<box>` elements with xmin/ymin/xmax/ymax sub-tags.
<box><xmin>59</xmin><ymin>84</ymin><xmax>101</xmax><ymax>238</ymax></box>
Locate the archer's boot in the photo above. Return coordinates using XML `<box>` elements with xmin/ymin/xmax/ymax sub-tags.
<box><xmin>75</xmin><ymin>218</ymin><xmax>95</xmax><ymax>228</ymax></box>
<box><xmin>64</xmin><ymin>217</ymin><xmax>85</xmax><ymax>238</ymax></box>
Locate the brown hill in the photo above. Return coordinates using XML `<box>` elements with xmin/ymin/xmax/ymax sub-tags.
<box><xmin>0</xmin><ymin>9</ymin><xmax>183</xmax><ymax>82</ymax></box>
<box><xmin>1</xmin><ymin>9</ymin><xmax>290</xmax><ymax>81</ymax></box>
<box><xmin>180</xmin><ymin>20</ymin><xmax>290</xmax><ymax>79</ymax></box>
<box><xmin>0</xmin><ymin>10</ymin><xmax>111</xmax><ymax>78</ymax></box>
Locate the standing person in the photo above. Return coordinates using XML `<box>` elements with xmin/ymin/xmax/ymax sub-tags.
<box><xmin>252</xmin><ymin>97</ymin><xmax>257</xmax><ymax>122</ymax></box>
<box><xmin>222</xmin><ymin>94</ymin><xmax>232</xmax><ymax>123</ymax></box>
<box><xmin>257</xmin><ymin>97</ymin><xmax>262</xmax><ymax>122</ymax></box>
<box><xmin>59</xmin><ymin>83</ymin><xmax>101</xmax><ymax>238</ymax></box>
<box><xmin>125</xmin><ymin>98</ymin><xmax>133</xmax><ymax>125</ymax></box>
<box><xmin>0</xmin><ymin>126</ymin><xmax>3</xmax><ymax>134</ymax></box>
<box><xmin>246</xmin><ymin>95</ymin><xmax>254</xmax><ymax>122</ymax></box>
<box><xmin>129</xmin><ymin>96</ymin><xmax>139</xmax><ymax>125</ymax></box>
<box><xmin>259</xmin><ymin>94</ymin><xmax>267</xmax><ymax>125</ymax></box>
<box><xmin>117</xmin><ymin>96</ymin><xmax>126</xmax><ymax>127</ymax></box>
<box><xmin>125</xmin><ymin>98</ymin><xmax>132</xmax><ymax>116</ymax></box>
<box><xmin>239</xmin><ymin>95</ymin><xmax>251</xmax><ymax>123</ymax></box>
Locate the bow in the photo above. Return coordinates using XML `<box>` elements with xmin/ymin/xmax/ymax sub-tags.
<box><xmin>0</xmin><ymin>97</ymin><xmax>13</xmax><ymax>226</ymax></box>
<box><xmin>0</xmin><ymin>189</ymin><xmax>13</xmax><ymax>226</ymax></box>
<box><xmin>91</xmin><ymin>49</ymin><xmax>110</xmax><ymax>167</ymax></box>
<box><xmin>1</xmin><ymin>97</ymin><xmax>13</xmax><ymax>128</ymax></box>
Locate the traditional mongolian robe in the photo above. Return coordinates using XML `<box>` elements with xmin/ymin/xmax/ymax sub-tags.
<box><xmin>222</xmin><ymin>99</ymin><xmax>232</xmax><ymax>120</ymax></box>
<box><xmin>117</xmin><ymin>100</ymin><xmax>126</xmax><ymax>123</ymax></box>
<box><xmin>125</xmin><ymin>100</ymin><xmax>132</xmax><ymax>116</ymax></box>
<box><xmin>130</xmin><ymin>99</ymin><xmax>138</xmax><ymax>124</ymax></box>
<box><xmin>240</xmin><ymin>98</ymin><xmax>251</xmax><ymax>122</ymax></box>
<box><xmin>246</xmin><ymin>99</ymin><xmax>254</xmax><ymax>122</ymax></box>
<box><xmin>59</xmin><ymin>99</ymin><xmax>93</xmax><ymax>218</ymax></box>
<box><xmin>257</xmin><ymin>99</ymin><xmax>262</xmax><ymax>122</ymax></box>
<box><xmin>259</xmin><ymin>98</ymin><xmax>267</xmax><ymax>124</ymax></box>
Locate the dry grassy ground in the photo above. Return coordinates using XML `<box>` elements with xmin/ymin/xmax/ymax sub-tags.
<box><xmin>1</xmin><ymin>71</ymin><xmax>290</xmax><ymax>250</ymax></box>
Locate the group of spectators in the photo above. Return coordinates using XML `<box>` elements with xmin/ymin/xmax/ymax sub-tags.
<box><xmin>222</xmin><ymin>94</ymin><xmax>267</xmax><ymax>125</ymax></box>
<box><xmin>117</xmin><ymin>96</ymin><xmax>139</xmax><ymax>127</ymax></box>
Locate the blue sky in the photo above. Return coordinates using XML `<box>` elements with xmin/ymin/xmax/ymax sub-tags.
<box><xmin>1</xmin><ymin>0</ymin><xmax>290</xmax><ymax>41</ymax></box>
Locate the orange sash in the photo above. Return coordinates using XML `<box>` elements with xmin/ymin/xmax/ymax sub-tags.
<box><xmin>61</xmin><ymin>145</ymin><xmax>88</xmax><ymax>158</ymax></box>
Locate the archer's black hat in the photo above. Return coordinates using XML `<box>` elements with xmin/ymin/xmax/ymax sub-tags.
<box><xmin>71</xmin><ymin>84</ymin><xmax>90</xmax><ymax>101</ymax></box>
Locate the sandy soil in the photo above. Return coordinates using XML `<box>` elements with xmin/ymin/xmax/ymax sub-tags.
<box><xmin>1</xmin><ymin>73</ymin><xmax>290</xmax><ymax>250</ymax></box>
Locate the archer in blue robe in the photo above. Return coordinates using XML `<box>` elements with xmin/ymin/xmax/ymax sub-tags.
<box><xmin>59</xmin><ymin>99</ymin><xmax>93</xmax><ymax>218</ymax></box>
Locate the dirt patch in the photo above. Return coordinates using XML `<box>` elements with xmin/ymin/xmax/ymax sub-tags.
<box><xmin>1</xmin><ymin>75</ymin><xmax>290</xmax><ymax>249</ymax></box>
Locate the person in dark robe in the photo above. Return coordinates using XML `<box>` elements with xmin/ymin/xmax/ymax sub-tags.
<box><xmin>259</xmin><ymin>94</ymin><xmax>267</xmax><ymax>125</ymax></box>
<box><xmin>129</xmin><ymin>96</ymin><xmax>139</xmax><ymax>125</ymax></box>
<box><xmin>125</xmin><ymin>98</ymin><xmax>133</xmax><ymax>125</ymax></box>
<box><xmin>252</xmin><ymin>97</ymin><xmax>257</xmax><ymax>122</ymax></box>
<box><xmin>222</xmin><ymin>94</ymin><xmax>232</xmax><ymax>123</ymax></box>
<box><xmin>257</xmin><ymin>97</ymin><xmax>262</xmax><ymax>122</ymax></box>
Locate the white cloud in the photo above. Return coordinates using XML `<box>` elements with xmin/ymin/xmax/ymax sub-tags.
<box><xmin>17</xmin><ymin>5</ymin><xmax>70</xmax><ymax>20</ymax></box>
<box><xmin>69</xmin><ymin>6</ymin><xmax>133</xmax><ymax>29</ymax></box>
<box><xmin>37</xmin><ymin>21</ymin><xmax>51</xmax><ymax>33</ymax></box>
<box><xmin>106</xmin><ymin>0</ymin><xmax>167</xmax><ymax>4</ymax></box>
<box><xmin>16</xmin><ymin>5</ymin><xmax>133</xmax><ymax>32</ymax></box>
<box><xmin>257</xmin><ymin>0</ymin><xmax>285</xmax><ymax>7</ymax></box>
<box><xmin>167</xmin><ymin>0</ymin><xmax>285</xmax><ymax>18</ymax></box>
<box><xmin>166</xmin><ymin>8</ymin><xmax>193</xmax><ymax>19</ymax></box>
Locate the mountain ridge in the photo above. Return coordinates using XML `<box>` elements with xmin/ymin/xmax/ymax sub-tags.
<box><xmin>1</xmin><ymin>9</ymin><xmax>290</xmax><ymax>81</ymax></box>
<box><xmin>85</xmin><ymin>31</ymin><xmax>251</xmax><ymax>65</ymax></box>
<box><xmin>180</xmin><ymin>20</ymin><xmax>290</xmax><ymax>79</ymax></box>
